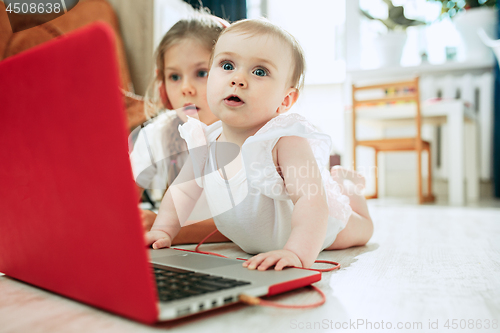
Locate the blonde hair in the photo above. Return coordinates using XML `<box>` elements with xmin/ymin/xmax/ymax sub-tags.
<box><xmin>145</xmin><ymin>13</ymin><xmax>227</xmax><ymax>118</ymax></box>
<box><xmin>213</xmin><ymin>18</ymin><xmax>306</xmax><ymax>92</ymax></box>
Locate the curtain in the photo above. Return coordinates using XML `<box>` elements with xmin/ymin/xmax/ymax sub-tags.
<box><xmin>183</xmin><ymin>0</ymin><xmax>246</xmax><ymax>22</ymax></box>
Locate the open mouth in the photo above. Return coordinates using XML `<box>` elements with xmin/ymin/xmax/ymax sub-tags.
<box><xmin>224</xmin><ymin>95</ymin><xmax>244</xmax><ymax>107</ymax></box>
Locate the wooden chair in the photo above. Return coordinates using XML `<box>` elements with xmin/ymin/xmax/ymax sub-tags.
<box><xmin>352</xmin><ymin>77</ymin><xmax>435</xmax><ymax>204</ymax></box>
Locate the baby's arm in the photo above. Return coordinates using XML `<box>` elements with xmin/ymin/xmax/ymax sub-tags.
<box><xmin>244</xmin><ymin>136</ymin><xmax>329</xmax><ymax>270</ymax></box>
<box><xmin>145</xmin><ymin>157</ymin><xmax>203</xmax><ymax>249</ymax></box>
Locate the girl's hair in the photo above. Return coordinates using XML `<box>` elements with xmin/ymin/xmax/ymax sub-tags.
<box><xmin>213</xmin><ymin>18</ymin><xmax>306</xmax><ymax>92</ymax></box>
<box><xmin>145</xmin><ymin>13</ymin><xmax>227</xmax><ymax>118</ymax></box>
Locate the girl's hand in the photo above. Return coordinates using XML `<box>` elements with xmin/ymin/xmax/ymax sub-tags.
<box><xmin>243</xmin><ymin>249</ymin><xmax>302</xmax><ymax>271</ymax></box>
<box><xmin>145</xmin><ymin>230</ymin><xmax>172</xmax><ymax>249</ymax></box>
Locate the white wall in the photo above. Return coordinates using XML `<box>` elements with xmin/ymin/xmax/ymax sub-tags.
<box><xmin>266</xmin><ymin>0</ymin><xmax>347</xmax><ymax>155</ymax></box>
<box><xmin>290</xmin><ymin>84</ymin><xmax>346</xmax><ymax>156</ymax></box>
<box><xmin>154</xmin><ymin>0</ymin><xmax>195</xmax><ymax>50</ymax></box>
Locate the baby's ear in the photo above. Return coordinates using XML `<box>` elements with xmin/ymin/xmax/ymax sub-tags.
<box><xmin>277</xmin><ymin>88</ymin><xmax>299</xmax><ymax>114</ymax></box>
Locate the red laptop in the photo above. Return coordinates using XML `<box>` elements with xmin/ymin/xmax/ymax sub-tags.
<box><xmin>0</xmin><ymin>23</ymin><xmax>321</xmax><ymax>324</ymax></box>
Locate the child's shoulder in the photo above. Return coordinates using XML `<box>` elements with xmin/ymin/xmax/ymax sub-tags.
<box><xmin>257</xmin><ymin>113</ymin><xmax>312</xmax><ymax>135</ymax></box>
<box><xmin>243</xmin><ymin>112</ymin><xmax>332</xmax><ymax>169</ymax></box>
<box><xmin>248</xmin><ymin>113</ymin><xmax>322</xmax><ymax>144</ymax></box>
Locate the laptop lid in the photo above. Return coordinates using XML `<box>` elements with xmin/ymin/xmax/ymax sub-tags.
<box><xmin>0</xmin><ymin>23</ymin><xmax>159</xmax><ymax>324</ymax></box>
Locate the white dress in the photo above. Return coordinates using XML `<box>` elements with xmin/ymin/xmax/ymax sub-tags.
<box><xmin>129</xmin><ymin>111</ymin><xmax>214</xmax><ymax>220</ymax></box>
<box><xmin>179</xmin><ymin>113</ymin><xmax>352</xmax><ymax>254</ymax></box>
<box><xmin>129</xmin><ymin>111</ymin><xmax>187</xmax><ymax>192</ymax></box>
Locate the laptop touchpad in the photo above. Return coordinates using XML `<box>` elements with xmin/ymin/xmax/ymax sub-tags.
<box><xmin>152</xmin><ymin>253</ymin><xmax>239</xmax><ymax>270</ymax></box>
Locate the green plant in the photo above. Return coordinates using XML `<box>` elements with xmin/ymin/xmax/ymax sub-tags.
<box><xmin>361</xmin><ymin>0</ymin><xmax>426</xmax><ymax>31</ymax></box>
<box><xmin>427</xmin><ymin>0</ymin><xmax>497</xmax><ymax>18</ymax></box>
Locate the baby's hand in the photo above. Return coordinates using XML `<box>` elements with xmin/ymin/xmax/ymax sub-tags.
<box><xmin>144</xmin><ymin>230</ymin><xmax>172</xmax><ymax>249</ymax></box>
<box><xmin>243</xmin><ymin>249</ymin><xmax>302</xmax><ymax>271</ymax></box>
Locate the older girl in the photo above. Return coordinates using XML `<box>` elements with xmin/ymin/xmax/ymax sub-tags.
<box><xmin>130</xmin><ymin>13</ymin><xmax>229</xmax><ymax>244</ymax></box>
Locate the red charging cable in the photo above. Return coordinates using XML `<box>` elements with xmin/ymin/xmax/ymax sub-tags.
<box><xmin>239</xmin><ymin>285</ymin><xmax>326</xmax><ymax>308</ymax></box>
<box><xmin>193</xmin><ymin>229</ymin><xmax>227</xmax><ymax>257</ymax></box>
<box><xmin>175</xmin><ymin>229</ymin><xmax>341</xmax><ymax>309</ymax></box>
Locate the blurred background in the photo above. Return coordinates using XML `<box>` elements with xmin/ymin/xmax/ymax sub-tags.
<box><xmin>1</xmin><ymin>0</ymin><xmax>498</xmax><ymax>205</ymax></box>
<box><xmin>145</xmin><ymin>0</ymin><xmax>499</xmax><ymax>205</ymax></box>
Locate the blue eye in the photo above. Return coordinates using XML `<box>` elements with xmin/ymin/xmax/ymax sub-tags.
<box><xmin>253</xmin><ymin>68</ymin><xmax>267</xmax><ymax>77</ymax></box>
<box><xmin>197</xmin><ymin>70</ymin><xmax>208</xmax><ymax>78</ymax></box>
<box><xmin>222</xmin><ymin>62</ymin><xmax>234</xmax><ymax>71</ymax></box>
<box><xmin>170</xmin><ymin>74</ymin><xmax>180</xmax><ymax>81</ymax></box>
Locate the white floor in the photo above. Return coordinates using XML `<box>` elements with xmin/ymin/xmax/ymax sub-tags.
<box><xmin>1</xmin><ymin>198</ymin><xmax>500</xmax><ymax>332</ymax></box>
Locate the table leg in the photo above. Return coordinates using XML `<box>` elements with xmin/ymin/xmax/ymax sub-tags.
<box><xmin>466</xmin><ymin>121</ymin><xmax>479</xmax><ymax>201</ymax></box>
<box><xmin>448</xmin><ymin>106</ymin><xmax>465</xmax><ymax>205</ymax></box>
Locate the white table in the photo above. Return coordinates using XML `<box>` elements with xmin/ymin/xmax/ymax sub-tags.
<box><xmin>345</xmin><ymin>60</ymin><xmax>494</xmax><ymax>205</ymax></box>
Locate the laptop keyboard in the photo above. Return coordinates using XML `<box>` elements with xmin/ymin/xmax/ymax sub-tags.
<box><xmin>153</xmin><ymin>265</ymin><xmax>251</xmax><ymax>303</ymax></box>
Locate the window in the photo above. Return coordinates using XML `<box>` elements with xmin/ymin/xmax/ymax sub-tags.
<box><xmin>359</xmin><ymin>0</ymin><xmax>461</xmax><ymax>67</ymax></box>
<box><xmin>251</xmin><ymin>0</ymin><xmax>347</xmax><ymax>84</ymax></box>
